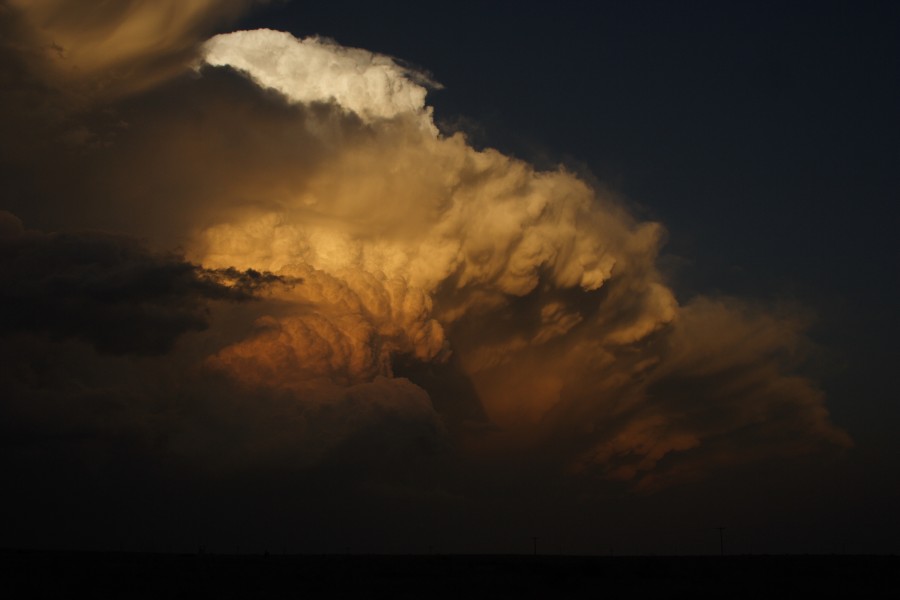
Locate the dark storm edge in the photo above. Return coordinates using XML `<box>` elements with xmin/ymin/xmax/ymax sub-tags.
<box><xmin>1</xmin><ymin>550</ymin><xmax>896</xmax><ymax>597</ymax></box>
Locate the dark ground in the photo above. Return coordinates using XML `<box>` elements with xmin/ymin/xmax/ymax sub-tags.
<box><xmin>2</xmin><ymin>550</ymin><xmax>897</xmax><ymax>598</ymax></box>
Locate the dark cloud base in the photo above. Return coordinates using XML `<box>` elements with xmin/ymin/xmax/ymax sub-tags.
<box><xmin>0</xmin><ymin>212</ymin><xmax>290</xmax><ymax>354</ymax></box>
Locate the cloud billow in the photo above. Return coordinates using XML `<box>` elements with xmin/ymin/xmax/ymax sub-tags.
<box><xmin>0</xmin><ymin>10</ymin><xmax>850</xmax><ymax>494</ymax></box>
<box><xmin>187</xmin><ymin>29</ymin><xmax>849</xmax><ymax>487</ymax></box>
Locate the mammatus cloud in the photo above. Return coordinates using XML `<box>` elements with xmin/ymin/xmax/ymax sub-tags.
<box><xmin>0</xmin><ymin>211</ymin><xmax>446</xmax><ymax>473</ymax></box>
<box><xmin>0</xmin><ymin>12</ymin><xmax>850</xmax><ymax>493</ymax></box>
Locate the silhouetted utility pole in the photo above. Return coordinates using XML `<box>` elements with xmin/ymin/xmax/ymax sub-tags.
<box><xmin>715</xmin><ymin>527</ymin><xmax>725</xmax><ymax>556</ymax></box>
<box><xmin>532</xmin><ymin>536</ymin><xmax>537</xmax><ymax>556</ymax></box>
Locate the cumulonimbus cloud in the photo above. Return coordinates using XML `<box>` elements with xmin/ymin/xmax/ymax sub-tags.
<box><xmin>0</xmin><ymin>16</ymin><xmax>850</xmax><ymax>492</ymax></box>
<box><xmin>186</xmin><ymin>29</ymin><xmax>850</xmax><ymax>487</ymax></box>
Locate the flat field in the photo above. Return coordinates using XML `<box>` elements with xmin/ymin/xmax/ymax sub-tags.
<box><xmin>2</xmin><ymin>551</ymin><xmax>896</xmax><ymax>598</ymax></box>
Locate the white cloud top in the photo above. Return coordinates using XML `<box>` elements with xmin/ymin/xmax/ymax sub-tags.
<box><xmin>203</xmin><ymin>29</ymin><xmax>436</xmax><ymax>126</ymax></box>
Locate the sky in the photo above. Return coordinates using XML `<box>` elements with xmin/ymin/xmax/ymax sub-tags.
<box><xmin>1</xmin><ymin>0</ymin><xmax>897</xmax><ymax>555</ymax></box>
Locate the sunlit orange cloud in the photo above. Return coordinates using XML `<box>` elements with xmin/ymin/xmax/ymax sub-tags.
<box><xmin>0</xmin><ymin>18</ymin><xmax>851</xmax><ymax>490</ymax></box>
<box><xmin>186</xmin><ymin>30</ymin><xmax>849</xmax><ymax>486</ymax></box>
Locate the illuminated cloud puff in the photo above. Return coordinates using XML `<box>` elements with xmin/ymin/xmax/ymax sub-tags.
<box><xmin>191</xmin><ymin>30</ymin><xmax>850</xmax><ymax>487</ymax></box>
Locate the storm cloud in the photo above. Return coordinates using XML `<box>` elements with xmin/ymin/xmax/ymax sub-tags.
<box><xmin>0</xmin><ymin>2</ymin><xmax>850</xmax><ymax>517</ymax></box>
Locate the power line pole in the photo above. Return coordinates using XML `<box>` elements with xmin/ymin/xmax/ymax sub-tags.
<box><xmin>715</xmin><ymin>527</ymin><xmax>725</xmax><ymax>556</ymax></box>
<box><xmin>532</xmin><ymin>536</ymin><xmax>537</xmax><ymax>556</ymax></box>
